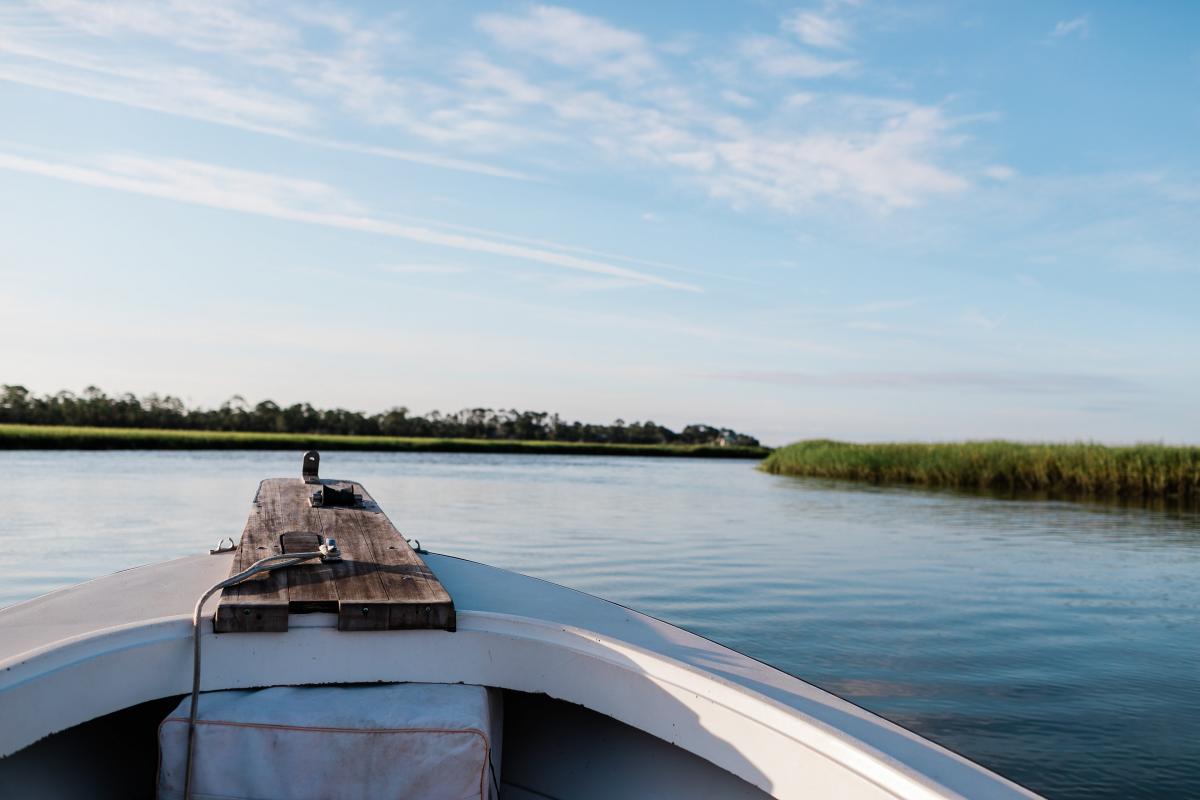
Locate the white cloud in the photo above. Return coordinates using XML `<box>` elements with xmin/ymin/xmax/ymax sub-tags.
<box><xmin>0</xmin><ymin>39</ymin><xmax>315</xmax><ymax>130</ymax></box>
<box><xmin>846</xmin><ymin>320</ymin><xmax>892</xmax><ymax>332</ymax></box>
<box><xmin>512</xmin><ymin>272</ymin><xmax>651</xmax><ymax>293</ymax></box>
<box><xmin>784</xmin><ymin>91</ymin><xmax>817</xmax><ymax>108</ymax></box>
<box><xmin>457</xmin><ymin>55</ymin><xmax>547</xmax><ymax>104</ymax></box>
<box><xmin>1051</xmin><ymin>16</ymin><xmax>1089</xmax><ymax>39</ymax></box>
<box><xmin>0</xmin><ymin>149</ymin><xmax>699</xmax><ymax>292</ymax></box>
<box><xmin>737</xmin><ymin>35</ymin><xmax>855</xmax><ymax>78</ymax></box>
<box><xmin>4</xmin><ymin>1</ymin><xmax>975</xmax><ymax>214</ymax></box>
<box><xmin>955</xmin><ymin>171</ymin><xmax>1200</xmax><ymax>278</ymax></box>
<box><xmin>476</xmin><ymin>6</ymin><xmax>656</xmax><ymax>82</ymax></box>
<box><xmin>658</xmin><ymin>34</ymin><xmax>697</xmax><ymax>56</ymax></box>
<box><xmin>284</xmin><ymin>135</ymin><xmax>536</xmax><ymax>181</ymax></box>
<box><xmin>705</xmin><ymin>102</ymin><xmax>969</xmax><ymax>210</ymax></box>
<box><xmin>367</xmin><ymin>209</ymin><xmax>710</xmax><ymax>279</ymax></box>
<box><xmin>383</xmin><ymin>264</ymin><xmax>469</xmax><ymax>275</ymax></box>
<box><xmin>466</xmin><ymin>67</ymin><xmax>965</xmax><ymax>211</ymax></box>
<box><xmin>983</xmin><ymin>165</ymin><xmax>1015</xmax><ymax>180</ymax></box>
<box><xmin>37</xmin><ymin>0</ymin><xmax>301</xmax><ymax>54</ymax></box>
<box><xmin>960</xmin><ymin>308</ymin><xmax>1000</xmax><ymax>329</ymax></box>
<box><xmin>846</xmin><ymin>299</ymin><xmax>919</xmax><ymax>313</ymax></box>
<box><xmin>0</xmin><ymin>10</ymin><xmax>535</xmax><ymax>180</ymax></box>
<box><xmin>783</xmin><ymin>10</ymin><xmax>852</xmax><ymax>50</ymax></box>
<box><xmin>720</xmin><ymin>89</ymin><xmax>756</xmax><ymax>108</ymax></box>
<box><xmin>718</xmin><ymin>370</ymin><xmax>1139</xmax><ymax>394</ymax></box>
<box><xmin>431</xmin><ymin>14</ymin><xmax>964</xmax><ymax>212</ymax></box>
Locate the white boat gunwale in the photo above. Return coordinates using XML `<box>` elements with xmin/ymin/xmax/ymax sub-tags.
<box><xmin>0</xmin><ymin>550</ymin><xmax>1038</xmax><ymax>799</ymax></box>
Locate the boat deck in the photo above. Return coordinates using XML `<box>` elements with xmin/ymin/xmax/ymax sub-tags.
<box><xmin>215</xmin><ymin>453</ymin><xmax>454</xmax><ymax>632</ymax></box>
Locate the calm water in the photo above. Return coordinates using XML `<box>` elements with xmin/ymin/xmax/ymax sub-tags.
<box><xmin>2</xmin><ymin>450</ymin><xmax>1198</xmax><ymax>798</ymax></box>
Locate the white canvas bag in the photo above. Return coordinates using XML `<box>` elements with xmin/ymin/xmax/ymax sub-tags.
<box><xmin>158</xmin><ymin>683</ymin><xmax>501</xmax><ymax>800</ymax></box>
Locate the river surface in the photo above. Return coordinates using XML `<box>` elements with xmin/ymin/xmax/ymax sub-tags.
<box><xmin>1</xmin><ymin>450</ymin><xmax>1197</xmax><ymax>798</ymax></box>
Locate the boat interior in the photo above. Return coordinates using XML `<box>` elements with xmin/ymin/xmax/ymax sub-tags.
<box><xmin>0</xmin><ymin>685</ymin><xmax>770</xmax><ymax>799</ymax></box>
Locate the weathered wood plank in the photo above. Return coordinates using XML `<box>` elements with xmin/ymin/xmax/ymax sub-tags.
<box><xmin>214</xmin><ymin>458</ymin><xmax>454</xmax><ymax>634</ymax></box>
<box><xmin>265</xmin><ymin>483</ymin><xmax>339</xmax><ymax>615</ymax></box>
<box><xmin>213</xmin><ymin>480</ymin><xmax>290</xmax><ymax>633</ymax></box>
<box><xmin>313</xmin><ymin>489</ymin><xmax>393</xmax><ymax>631</ymax></box>
<box><xmin>280</xmin><ymin>530</ymin><xmax>337</xmax><ymax>614</ymax></box>
<box><xmin>344</xmin><ymin>493</ymin><xmax>456</xmax><ymax>631</ymax></box>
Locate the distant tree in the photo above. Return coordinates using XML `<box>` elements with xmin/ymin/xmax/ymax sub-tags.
<box><xmin>0</xmin><ymin>384</ymin><xmax>760</xmax><ymax>447</ymax></box>
<box><xmin>0</xmin><ymin>384</ymin><xmax>31</xmax><ymax>423</ymax></box>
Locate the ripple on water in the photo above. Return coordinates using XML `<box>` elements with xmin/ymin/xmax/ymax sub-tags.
<box><xmin>1</xmin><ymin>450</ymin><xmax>1198</xmax><ymax>799</ymax></box>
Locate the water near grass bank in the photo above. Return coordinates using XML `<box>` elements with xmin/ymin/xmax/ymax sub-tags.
<box><xmin>1</xmin><ymin>450</ymin><xmax>1198</xmax><ymax>798</ymax></box>
<box><xmin>0</xmin><ymin>424</ymin><xmax>768</xmax><ymax>459</ymax></box>
<box><xmin>762</xmin><ymin>440</ymin><xmax>1200</xmax><ymax>505</ymax></box>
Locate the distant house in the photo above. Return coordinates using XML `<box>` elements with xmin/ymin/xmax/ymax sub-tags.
<box><xmin>715</xmin><ymin>430</ymin><xmax>760</xmax><ymax>448</ymax></box>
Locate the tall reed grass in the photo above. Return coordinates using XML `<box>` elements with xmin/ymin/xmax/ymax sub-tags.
<box><xmin>761</xmin><ymin>440</ymin><xmax>1200</xmax><ymax>504</ymax></box>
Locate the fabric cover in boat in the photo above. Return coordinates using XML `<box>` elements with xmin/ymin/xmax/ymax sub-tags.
<box><xmin>158</xmin><ymin>683</ymin><xmax>501</xmax><ymax>800</ymax></box>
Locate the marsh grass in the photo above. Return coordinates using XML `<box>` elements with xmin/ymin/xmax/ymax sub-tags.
<box><xmin>762</xmin><ymin>439</ymin><xmax>1200</xmax><ymax>505</ymax></box>
<box><xmin>0</xmin><ymin>423</ymin><xmax>769</xmax><ymax>459</ymax></box>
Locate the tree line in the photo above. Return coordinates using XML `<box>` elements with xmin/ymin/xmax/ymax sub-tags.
<box><xmin>0</xmin><ymin>385</ymin><xmax>761</xmax><ymax>447</ymax></box>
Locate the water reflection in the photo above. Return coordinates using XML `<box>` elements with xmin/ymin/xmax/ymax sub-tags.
<box><xmin>1</xmin><ymin>450</ymin><xmax>1197</xmax><ymax>798</ymax></box>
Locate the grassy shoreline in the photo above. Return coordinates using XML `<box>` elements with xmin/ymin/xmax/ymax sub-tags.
<box><xmin>761</xmin><ymin>439</ymin><xmax>1200</xmax><ymax>504</ymax></box>
<box><xmin>0</xmin><ymin>424</ymin><xmax>770</xmax><ymax>459</ymax></box>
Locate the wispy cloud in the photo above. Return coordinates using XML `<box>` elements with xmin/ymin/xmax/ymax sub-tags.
<box><xmin>846</xmin><ymin>320</ymin><xmax>893</xmax><ymax>332</ymax></box>
<box><xmin>0</xmin><ymin>2</ymin><xmax>533</xmax><ymax>180</ymax></box>
<box><xmin>717</xmin><ymin>370</ymin><xmax>1140</xmax><ymax>394</ymax></box>
<box><xmin>1051</xmin><ymin>16</ymin><xmax>1090</xmax><ymax>39</ymax></box>
<box><xmin>846</xmin><ymin>299</ymin><xmax>920</xmax><ymax>314</ymax></box>
<box><xmin>366</xmin><ymin>209</ymin><xmax>717</xmax><ymax>280</ymax></box>
<box><xmin>956</xmin><ymin>171</ymin><xmax>1200</xmax><ymax>277</ymax></box>
<box><xmin>783</xmin><ymin>7</ymin><xmax>853</xmax><ymax>50</ymax></box>
<box><xmin>476</xmin><ymin>5</ymin><xmax>657</xmax><ymax>82</ymax></box>
<box><xmin>736</xmin><ymin>35</ymin><xmax>855</xmax><ymax>78</ymax></box>
<box><xmin>705</xmin><ymin>100</ymin><xmax>968</xmax><ymax>210</ymax></box>
<box><xmin>2</xmin><ymin>1</ymin><xmax>977</xmax><ymax>212</ymax></box>
<box><xmin>456</xmin><ymin>8</ymin><xmax>966</xmax><ymax>211</ymax></box>
<box><xmin>0</xmin><ymin>39</ymin><xmax>315</xmax><ymax>130</ymax></box>
<box><xmin>327</xmin><ymin>4</ymin><xmax>967</xmax><ymax>212</ymax></box>
<box><xmin>509</xmin><ymin>272</ymin><xmax>652</xmax><ymax>294</ymax></box>
<box><xmin>544</xmin><ymin>310</ymin><xmax>851</xmax><ymax>356</ymax></box>
<box><xmin>35</xmin><ymin>0</ymin><xmax>302</xmax><ymax>54</ymax></box>
<box><xmin>438</xmin><ymin>59</ymin><xmax>966</xmax><ymax>211</ymax></box>
<box><xmin>959</xmin><ymin>308</ymin><xmax>1001</xmax><ymax>329</ymax></box>
<box><xmin>383</xmin><ymin>263</ymin><xmax>469</xmax><ymax>275</ymax></box>
<box><xmin>0</xmin><ymin>149</ymin><xmax>699</xmax><ymax>291</ymax></box>
<box><xmin>0</xmin><ymin>51</ymin><xmax>535</xmax><ymax>179</ymax></box>
<box><xmin>719</xmin><ymin>89</ymin><xmax>755</xmax><ymax>108</ymax></box>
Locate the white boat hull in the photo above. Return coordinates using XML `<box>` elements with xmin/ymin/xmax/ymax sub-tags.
<box><xmin>0</xmin><ymin>551</ymin><xmax>1038</xmax><ymax>799</ymax></box>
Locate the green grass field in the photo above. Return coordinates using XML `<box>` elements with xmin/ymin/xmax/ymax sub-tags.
<box><xmin>761</xmin><ymin>439</ymin><xmax>1200</xmax><ymax>504</ymax></box>
<box><xmin>0</xmin><ymin>423</ymin><xmax>769</xmax><ymax>459</ymax></box>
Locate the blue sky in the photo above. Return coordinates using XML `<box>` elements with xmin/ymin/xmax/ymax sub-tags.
<box><xmin>1</xmin><ymin>1</ymin><xmax>1197</xmax><ymax>444</ymax></box>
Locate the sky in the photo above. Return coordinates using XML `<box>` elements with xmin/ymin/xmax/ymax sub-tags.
<box><xmin>1</xmin><ymin>1</ymin><xmax>1197</xmax><ymax>445</ymax></box>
